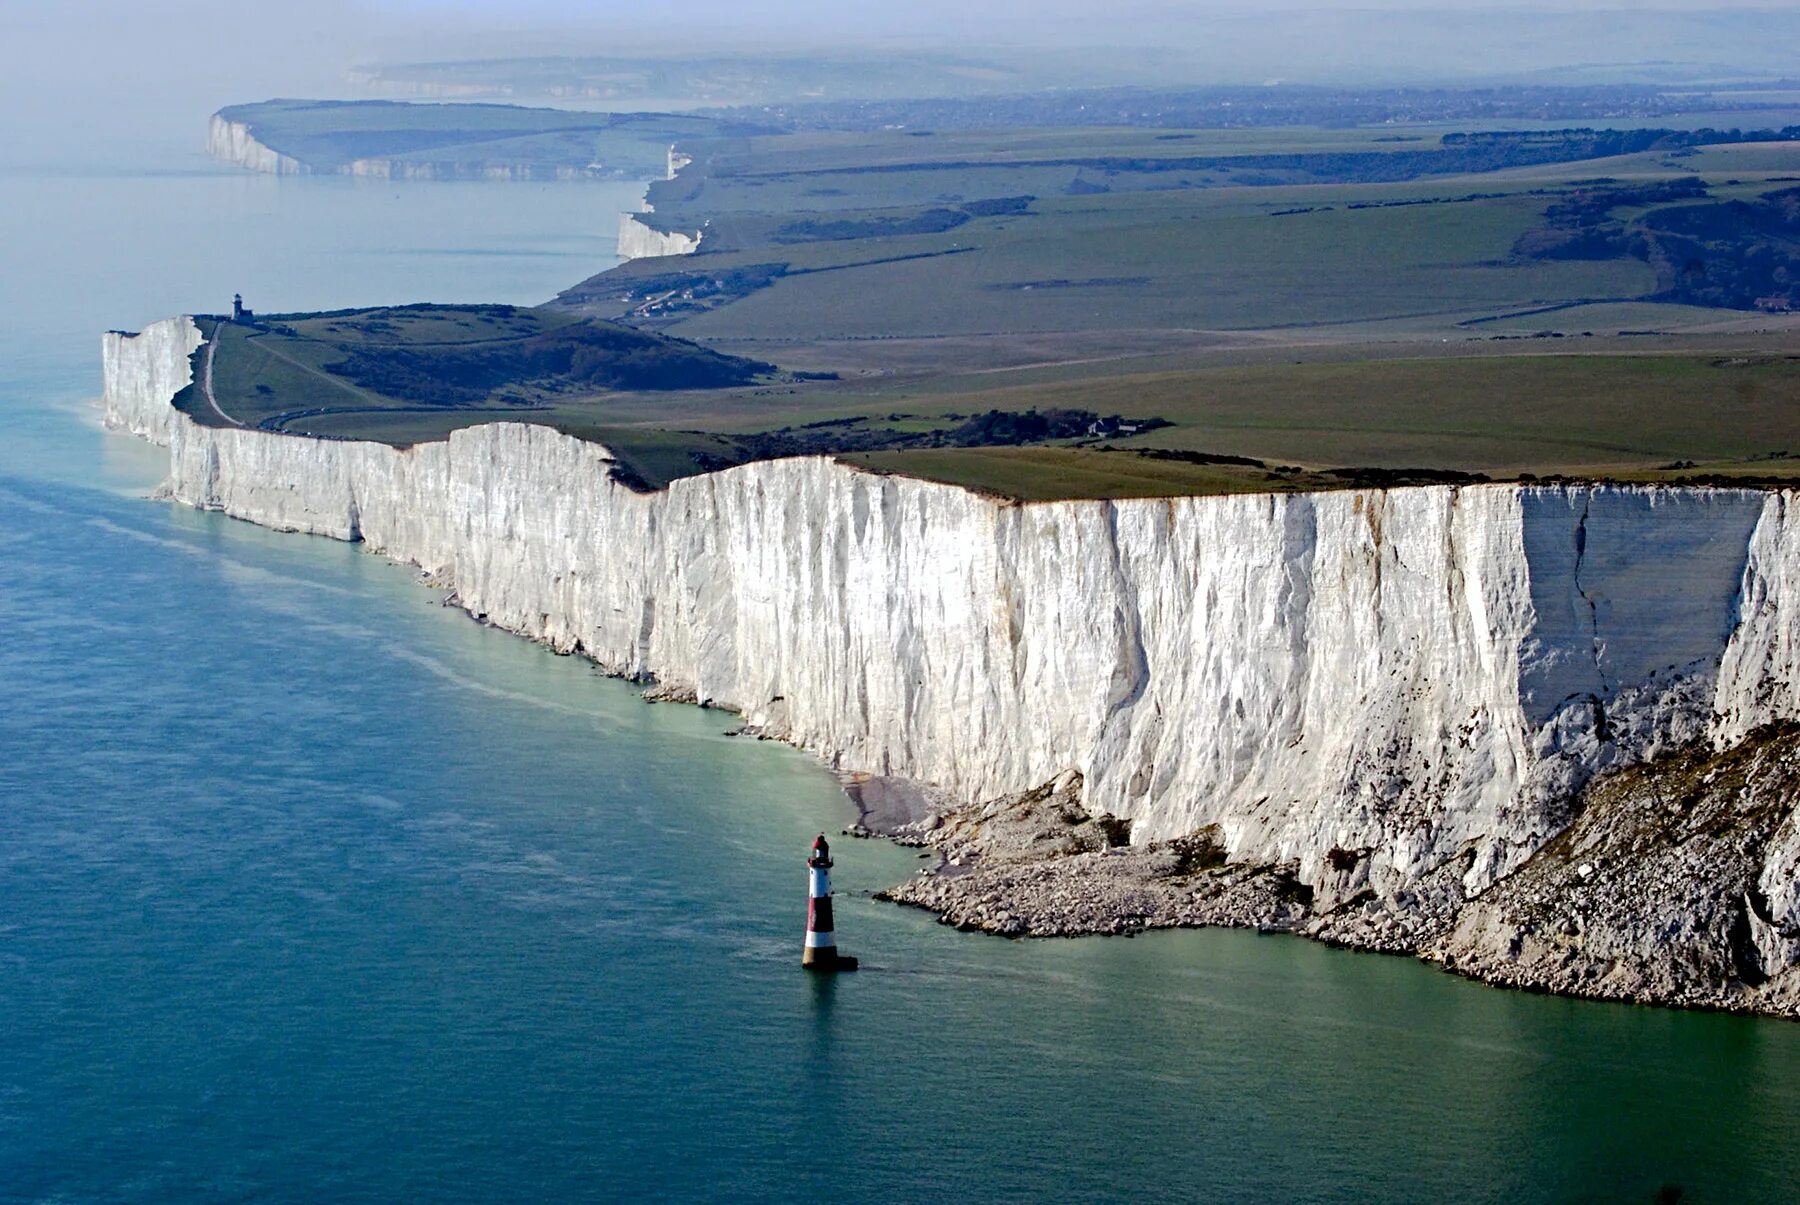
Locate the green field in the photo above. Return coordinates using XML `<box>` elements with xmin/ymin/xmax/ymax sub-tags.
<box><xmin>242</xmin><ymin>319</ymin><xmax>1800</xmax><ymax>497</ymax></box>
<box><xmin>884</xmin><ymin>351</ymin><xmax>1800</xmax><ymax>475</ymax></box>
<box><xmin>199</xmin><ymin>108</ymin><xmax>1800</xmax><ymax>501</ymax></box>
<box><xmin>568</xmin><ymin>125</ymin><xmax>1800</xmax><ymax>348</ymax></box>
<box><xmin>580</xmin><ymin>184</ymin><xmax>1661</xmax><ymax>340</ymax></box>
<box><xmin>178</xmin><ymin>305</ymin><xmax>776</xmax><ymax>460</ymax></box>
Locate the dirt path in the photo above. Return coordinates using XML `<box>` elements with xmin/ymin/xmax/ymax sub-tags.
<box><xmin>200</xmin><ymin>331</ymin><xmax>246</xmax><ymax>428</ymax></box>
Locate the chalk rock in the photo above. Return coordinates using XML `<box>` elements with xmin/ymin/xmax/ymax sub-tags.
<box><xmin>101</xmin><ymin>317</ymin><xmax>1800</xmax><ymax>917</ymax></box>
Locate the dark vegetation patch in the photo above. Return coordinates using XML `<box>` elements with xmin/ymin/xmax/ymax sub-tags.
<box><xmin>1084</xmin><ymin>449</ymin><xmax>1490</xmax><ymax>493</ymax></box>
<box><xmin>1512</xmin><ymin>177</ymin><xmax>1712</xmax><ymax>261</ymax></box>
<box><xmin>952</xmin><ymin>408</ymin><xmax>1165</xmax><ymax>443</ymax></box>
<box><xmin>1129</xmin><ymin>448</ymin><xmax>1269</xmax><ymax>469</ymax></box>
<box><xmin>1514</xmin><ymin>179</ymin><xmax>1800</xmax><ymax>310</ymax></box>
<box><xmin>774</xmin><ymin>207</ymin><xmax>972</xmax><ymax>243</ymax></box>
<box><xmin>771</xmin><ymin>195</ymin><xmax>1033</xmax><ymax>243</ymax></box>
<box><xmin>322</xmin><ymin>319</ymin><xmax>772</xmax><ymax>404</ymax></box>
<box><xmin>959</xmin><ymin>195</ymin><xmax>1035</xmax><ymax>217</ymax></box>
<box><xmin>1319</xmin><ymin>466</ymin><xmax>1494</xmax><ymax>488</ymax></box>
<box><xmin>726</xmin><ymin>407</ymin><xmax>1171</xmax><ymax>461</ymax></box>
<box><xmin>1639</xmin><ymin>188</ymin><xmax>1800</xmax><ymax>310</ymax></box>
<box><xmin>987</xmin><ymin>276</ymin><xmax>1152</xmax><ymax>291</ymax></box>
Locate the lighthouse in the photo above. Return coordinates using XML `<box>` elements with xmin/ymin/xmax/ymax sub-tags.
<box><xmin>803</xmin><ymin>833</ymin><xmax>857</xmax><ymax>972</ymax></box>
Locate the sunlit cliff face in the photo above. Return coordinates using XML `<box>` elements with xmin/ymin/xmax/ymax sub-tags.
<box><xmin>104</xmin><ymin>318</ymin><xmax>1800</xmax><ymax>913</ymax></box>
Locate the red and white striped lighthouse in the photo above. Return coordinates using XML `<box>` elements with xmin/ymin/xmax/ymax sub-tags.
<box><xmin>803</xmin><ymin>833</ymin><xmax>857</xmax><ymax>971</ymax></box>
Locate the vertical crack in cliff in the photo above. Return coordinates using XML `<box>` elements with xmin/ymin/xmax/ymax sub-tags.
<box><xmin>1572</xmin><ymin>495</ymin><xmax>1610</xmax><ymax>704</ymax></box>
<box><xmin>635</xmin><ymin>597</ymin><xmax>656</xmax><ymax>672</ymax></box>
<box><xmin>994</xmin><ymin>508</ymin><xmax>1029</xmax><ymax>697</ymax></box>
<box><xmin>1101</xmin><ymin>501</ymin><xmax>1150</xmax><ymax>721</ymax></box>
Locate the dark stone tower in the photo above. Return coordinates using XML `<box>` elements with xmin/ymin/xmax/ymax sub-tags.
<box><xmin>232</xmin><ymin>293</ymin><xmax>244</xmax><ymax>323</ymax></box>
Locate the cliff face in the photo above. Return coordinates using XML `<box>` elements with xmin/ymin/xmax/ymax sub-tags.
<box><xmin>1429</xmin><ymin>724</ymin><xmax>1800</xmax><ymax>1015</ymax></box>
<box><xmin>616</xmin><ymin>213</ymin><xmax>702</xmax><ymax>261</ymax></box>
<box><xmin>101</xmin><ymin>320</ymin><xmax>202</xmax><ymax>445</ymax></box>
<box><xmin>206</xmin><ymin>115</ymin><xmax>307</xmax><ymax>176</ymax></box>
<box><xmin>206</xmin><ymin>112</ymin><xmax>611</xmax><ymax>181</ymax></box>
<box><xmin>105</xmin><ymin>317</ymin><xmax>1800</xmax><ymax>1009</ymax></box>
<box><xmin>105</xmin><ymin>319</ymin><xmax>1800</xmax><ymax>916</ymax></box>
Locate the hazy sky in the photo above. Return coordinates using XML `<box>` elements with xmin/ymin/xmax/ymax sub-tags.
<box><xmin>358</xmin><ymin>0</ymin><xmax>1800</xmax><ymax>53</ymax></box>
<box><xmin>3</xmin><ymin>1</ymin><xmax>1796</xmax><ymax>168</ymax></box>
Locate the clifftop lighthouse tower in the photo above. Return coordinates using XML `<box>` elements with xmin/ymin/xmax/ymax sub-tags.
<box><xmin>803</xmin><ymin>834</ymin><xmax>857</xmax><ymax>972</ymax></box>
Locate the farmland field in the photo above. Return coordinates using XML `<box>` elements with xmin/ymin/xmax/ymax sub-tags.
<box><xmin>197</xmin><ymin>107</ymin><xmax>1800</xmax><ymax>499</ymax></box>
<box><xmin>575</xmin><ymin>127</ymin><xmax>1800</xmax><ymax>347</ymax></box>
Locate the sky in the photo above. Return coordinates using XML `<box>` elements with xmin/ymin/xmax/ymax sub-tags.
<box><xmin>3</xmin><ymin>1</ymin><xmax>1796</xmax><ymax>168</ymax></box>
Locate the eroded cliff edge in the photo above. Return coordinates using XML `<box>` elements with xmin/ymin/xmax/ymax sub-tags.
<box><xmin>104</xmin><ymin>317</ymin><xmax>1800</xmax><ymax>1016</ymax></box>
<box><xmin>207</xmin><ymin>114</ymin><xmax>308</xmax><ymax>176</ymax></box>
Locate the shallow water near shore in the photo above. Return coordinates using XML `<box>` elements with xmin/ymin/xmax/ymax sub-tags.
<box><xmin>4</xmin><ymin>151</ymin><xmax>1800</xmax><ymax>1205</ymax></box>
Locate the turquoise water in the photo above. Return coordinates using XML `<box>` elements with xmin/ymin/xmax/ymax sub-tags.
<box><xmin>4</xmin><ymin>152</ymin><xmax>1800</xmax><ymax>1205</ymax></box>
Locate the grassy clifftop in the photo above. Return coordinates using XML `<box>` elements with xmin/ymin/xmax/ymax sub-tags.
<box><xmin>177</xmin><ymin>304</ymin><xmax>773</xmax><ymax>462</ymax></box>
<box><xmin>197</xmin><ymin>101</ymin><xmax>1800</xmax><ymax>500</ymax></box>
<box><xmin>186</xmin><ymin>306</ymin><xmax>1800</xmax><ymax>498</ymax></box>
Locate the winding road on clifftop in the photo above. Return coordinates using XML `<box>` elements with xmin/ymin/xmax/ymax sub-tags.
<box><xmin>199</xmin><ymin>330</ymin><xmax>245</xmax><ymax>428</ymax></box>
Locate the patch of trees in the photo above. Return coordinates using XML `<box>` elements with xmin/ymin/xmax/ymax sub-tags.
<box><xmin>1638</xmin><ymin>187</ymin><xmax>1800</xmax><ymax>309</ymax></box>
<box><xmin>959</xmin><ymin>195</ymin><xmax>1035</xmax><ymax>217</ymax></box>
<box><xmin>1129</xmin><ymin>448</ymin><xmax>1268</xmax><ymax>469</ymax></box>
<box><xmin>772</xmin><ymin>195</ymin><xmax>1033</xmax><ymax>243</ymax></box>
<box><xmin>774</xmin><ymin>207</ymin><xmax>970</xmax><ymax>243</ymax></box>
<box><xmin>1511</xmin><ymin>177</ymin><xmax>1711</xmax><ymax>260</ymax></box>
<box><xmin>1514</xmin><ymin>179</ymin><xmax>1800</xmax><ymax>310</ymax></box>
<box><xmin>727</xmin><ymin>408</ymin><xmax>1170</xmax><ymax>460</ymax></box>
<box><xmin>323</xmin><ymin>319</ymin><xmax>773</xmax><ymax>404</ymax></box>
<box><xmin>947</xmin><ymin>408</ymin><xmax>1161</xmax><ymax>443</ymax></box>
<box><xmin>1319</xmin><ymin>467</ymin><xmax>1493</xmax><ymax>488</ymax></box>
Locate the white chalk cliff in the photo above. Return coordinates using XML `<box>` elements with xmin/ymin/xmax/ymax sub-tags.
<box><xmin>207</xmin><ymin>114</ymin><xmax>308</xmax><ymax>176</ymax></box>
<box><xmin>616</xmin><ymin>213</ymin><xmax>702</xmax><ymax>261</ymax></box>
<box><xmin>103</xmin><ymin>318</ymin><xmax>1800</xmax><ymax>933</ymax></box>
<box><xmin>207</xmin><ymin>112</ymin><xmax>612</xmax><ymax>181</ymax></box>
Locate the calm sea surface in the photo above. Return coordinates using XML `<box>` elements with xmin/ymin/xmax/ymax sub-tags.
<box><xmin>4</xmin><ymin>152</ymin><xmax>1800</xmax><ymax>1205</ymax></box>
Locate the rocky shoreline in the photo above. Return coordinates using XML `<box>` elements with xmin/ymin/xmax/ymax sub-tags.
<box><xmin>867</xmin><ymin>732</ymin><xmax>1800</xmax><ymax>1019</ymax></box>
<box><xmin>871</xmin><ymin>773</ymin><xmax>1311</xmax><ymax>937</ymax></box>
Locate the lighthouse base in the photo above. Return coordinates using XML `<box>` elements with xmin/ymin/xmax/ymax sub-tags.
<box><xmin>802</xmin><ymin>949</ymin><xmax>859</xmax><ymax>972</ymax></box>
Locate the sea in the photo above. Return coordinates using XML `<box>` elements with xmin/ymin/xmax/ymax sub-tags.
<box><xmin>3</xmin><ymin>111</ymin><xmax>1800</xmax><ymax>1205</ymax></box>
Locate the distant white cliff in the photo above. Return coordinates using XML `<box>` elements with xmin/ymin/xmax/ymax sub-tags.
<box><xmin>102</xmin><ymin>318</ymin><xmax>1800</xmax><ymax>930</ymax></box>
<box><xmin>206</xmin><ymin>111</ymin><xmax>625</xmax><ymax>181</ymax></box>
<box><xmin>206</xmin><ymin>114</ymin><xmax>307</xmax><ymax>176</ymax></box>
<box><xmin>616</xmin><ymin>213</ymin><xmax>702</xmax><ymax>261</ymax></box>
